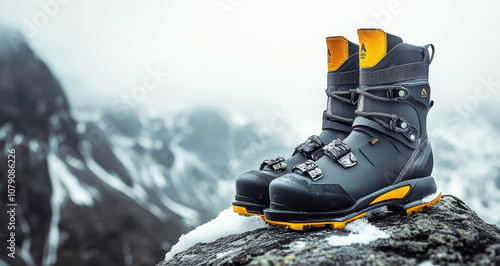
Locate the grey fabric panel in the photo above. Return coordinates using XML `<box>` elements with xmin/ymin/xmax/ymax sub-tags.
<box><xmin>360</xmin><ymin>63</ymin><xmax>429</xmax><ymax>86</ymax></box>
<box><xmin>352</xmin><ymin>116</ymin><xmax>419</xmax><ymax>149</ymax></box>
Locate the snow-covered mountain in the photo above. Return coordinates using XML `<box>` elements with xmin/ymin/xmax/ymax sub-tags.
<box><xmin>1</xmin><ymin>27</ymin><xmax>499</xmax><ymax>266</ymax></box>
<box><xmin>431</xmin><ymin>108</ymin><xmax>500</xmax><ymax>226</ymax></box>
<box><xmin>0</xmin><ymin>31</ymin><xmax>288</xmax><ymax>265</ymax></box>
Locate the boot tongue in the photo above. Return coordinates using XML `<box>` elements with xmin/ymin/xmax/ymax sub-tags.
<box><xmin>357</xmin><ymin>29</ymin><xmax>403</xmax><ymax>68</ymax></box>
<box><xmin>326</xmin><ymin>36</ymin><xmax>357</xmax><ymax>72</ymax></box>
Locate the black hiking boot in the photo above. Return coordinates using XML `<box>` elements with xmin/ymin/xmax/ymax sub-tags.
<box><xmin>264</xmin><ymin>29</ymin><xmax>440</xmax><ymax>229</ymax></box>
<box><xmin>233</xmin><ymin>37</ymin><xmax>359</xmax><ymax>217</ymax></box>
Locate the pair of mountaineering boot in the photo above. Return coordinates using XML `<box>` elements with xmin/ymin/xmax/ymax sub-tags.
<box><xmin>232</xmin><ymin>29</ymin><xmax>441</xmax><ymax>230</ymax></box>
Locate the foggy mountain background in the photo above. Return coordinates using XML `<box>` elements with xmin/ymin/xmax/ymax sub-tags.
<box><xmin>1</xmin><ymin>0</ymin><xmax>500</xmax><ymax>265</ymax></box>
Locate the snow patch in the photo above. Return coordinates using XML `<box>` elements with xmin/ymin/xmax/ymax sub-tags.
<box><xmin>44</xmin><ymin>154</ymin><xmax>65</xmax><ymax>266</ymax></box>
<box><xmin>103</xmin><ymin>136</ymin><xmax>200</xmax><ymax>225</ymax></box>
<box><xmin>327</xmin><ymin>218</ymin><xmax>389</xmax><ymax>246</ymax></box>
<box><xmin>366</xmin><ymin>206</ymin><xmax>388</xmax><ymax>218</ymax></box>
<box><xmin>75</xmin><ymin>122</ymin><xmax>86</xmax><ymax>134</ymax></box>
<box><xmin>422</xmin><ymin>189</ymin><xmax>441</xmax><ymax>203</ymax></box>
<box><xmin>29</xmin><ymin>140</ymin><xmax>40</xmax><ymax>153</ymax></box>
<box><xmin>18</xmin><ymin>207</ymin><xmax>36</xmax><ymax>266</ymax></box>
<box><xmin>48</xmin><ymin>153</ymin><xmax>94</xmax><ymax>206</ymax></box>
<box><xmin>84</xmin><ymin>150</ymin><xmax>168</xmax><ymax>221</ymax></box>
<box><xmin>13</xmin><ymin>133</ymin><xmax>23</xmax><ymax>145</ymax></box>
<box><xmin>0</xmin><ymin>123</ymin><xmax>13</xmax><ymax>140</ymax></box>
<box><xmin>418</xmin><ymin>260</ymin><xmax>436</xmax><ymax>266</ymax></box>
<box><xmin>108</xmin><ymin>139</ymin><xmax>199</xmax><ymax>225</ymax></box>
<box><xmin>216</xmin><ymin>249</ymin><xmax>235</xmax><ymax>259</ymax></box>
<box><xmin>65</xmin><ymin>154</ymin><xmax>85</xmax><ymax>170</ymax></box>
<box><xmin>164</xmin><ymin>208</ymin><xmax>267</xmax><ymax>262</ymax></box>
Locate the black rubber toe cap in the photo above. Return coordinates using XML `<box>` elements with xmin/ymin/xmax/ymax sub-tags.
<box><xmin>235</xmin><ymin>170</ymin><xmax>277</xmax><ymax>206</ymax></box>
<box><xmin>269</xmin><ymin>174</ymin><xmax>356</xmax><ymax>212</ymax></box>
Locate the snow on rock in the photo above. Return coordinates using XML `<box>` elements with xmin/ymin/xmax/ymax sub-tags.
<box><xmin>216</xmin><ymin>249</ymin><xmax>235</xmax><ymax>259</ymax></box>
<box><xmin>327</xmin><ymin>218</ymin><xmax>389</xmax><ymax>246</ymax></box>
<box><xmin>160</xmin><ymin>196</ymin><xmax>500</xmax><ymax>266</ymax></box>
<box><xmin>422</xmin><ymin>189</ymin><xmax>442</xmax><ymax>203</ymax></box>
<box><xmin>418</xmin><ymin>260</ymin><xmax>436</xmax><ymax>266</ymax></box>
<box><xmin>164</xmin><ymin>207</ymin><xmax>268</xmax><ymax>262</ymax></box>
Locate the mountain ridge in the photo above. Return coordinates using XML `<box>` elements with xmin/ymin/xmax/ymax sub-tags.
<box><xmin>0</xmin><ymin>28</ymin><xmax>288</xmax><ymax>265</ymax></box>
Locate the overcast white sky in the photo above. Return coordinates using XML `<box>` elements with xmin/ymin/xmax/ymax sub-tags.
<box><xmin>1</xmin><ymin>0</ymin><xmax>499</xmax><ymax>138</ymax></box>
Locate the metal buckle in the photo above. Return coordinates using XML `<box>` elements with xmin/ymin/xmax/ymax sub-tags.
<box><xmin>338</xmin><ymin>152</ymin><xmax>358</xmax><ymax>168</ymax></box>
<box><xmin>389</xmin><ymin>116</ymin><xmax>410</xmax><ymax>132</ymax></box>
<box><xmin>292</xmin><ymin>160</ymin><xmax>323</xmax><ymax>181</ymax></box>
<box><xmin>388</xmin><ymin>117</ymin><xmax>418</xmax><ymax>142</ymax></box>
<box><xmin>323</xmin><ymin>139</ymin><xmax>358</xmax><ymax>169</ymax></box>
<box><xmin>350</xmin><ymin>89</ymin><xmax>358</xmax><ymax>105</ymax></box>
<box><xmin>260</xmin><ymin>156</ymin><xmax>287</xmax><ymax>173</ymax></box>
<box><xmin>386</xmin><ymin>86</ymin><xmax>408</xmax><ymax>101</ymax></box>
<box><xmin>293</xmin><ymin>135</ymin><xmax>325</xmax><ymax>160</ymax></box>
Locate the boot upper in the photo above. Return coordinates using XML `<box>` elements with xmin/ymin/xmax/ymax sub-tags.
<box><xmin>269</xmin><ymin>29</ymin><xmax>435</xmax><ymax>212</ymax></box>
<box><xmin>235</xmin><ymin>37</ymin><xmax>360</xmax><ymax>207</ymax></box>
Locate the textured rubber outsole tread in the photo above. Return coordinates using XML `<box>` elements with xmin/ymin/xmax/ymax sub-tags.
<box><xmin>266</xmin><ymin>213</ymin><xmax>367</xmax><ymax>230</ymax></box>
<box><xmin>266</xmin><ymin>193</ymin><xmax>442</xmax><ymax>230</ymax></box>
<box><xmin>233</xmin><ymin>205</ymin><xmax>266</xmax><ymax>220</ymax></box>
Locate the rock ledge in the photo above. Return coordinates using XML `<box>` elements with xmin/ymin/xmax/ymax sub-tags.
<box><xmin>160</xmin><ymin>195</ymin><xmax>500</xmax><ymax>265</ymax></box>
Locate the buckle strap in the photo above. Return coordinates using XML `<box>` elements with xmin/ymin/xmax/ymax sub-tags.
<box><xmin>356</xmin><ymin>86</ymin><xmax>408</xmax><ymax>103</ymax></box>
<box><xmin>359</xmin><ymin>62</ymin><xmax>429</xmax><ymax>86</ymax></box>
<box><xmin>292</xmin><ymin>135</ymin><xmax>325</xmax><ymax>160</ymax></box>
<box><xmin>260</xmin><ymin>156</ymin><xmax>287</xmax><ymax>173</ymax></box>
<box><xmin>355</xmin><ymin>110</ymin><xmax>419</xmax><ymax>143</ymax></box>
<box><xmin>388</xmin><ymin>116</ymin><xmax>418</xmax><ymax>142</ymax></box>
<box><xmin>327</xmin><ymin>69</ymin><xmax>359</xmax><ymax>86</ymax></box>
<box><xmin>292</xmin><ymin>160</ymin><xmax>323</xmax><ymax>181</ymax></box>
<box><xmin>323</xmin><ymin>139</ymin><xmax>358</xmax><ymax>168</ymax></box>
<box><xmin>388</xmin><ymin>116</ymin><xmax>409</xmax><ymax>132</ymax></box>
<box><xmin>352</xmin><ymin>116</ymin><xmax>419</xmax><ymax>149</ymax></box>
<box><xmin>355</xmin><ymin>83</ymin><xmax>419</xmax><ymax>143</ymax></box>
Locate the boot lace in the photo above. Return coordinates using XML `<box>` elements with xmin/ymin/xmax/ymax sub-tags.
<box><xmin>323</xmin><ymin>89</ymin><xmax>358</xmax><ymax>124</ymax></box>
<box><xmin>355</xmin><ymin>85</ymin><xmax>413</xmax><ymax>134</ymax></box>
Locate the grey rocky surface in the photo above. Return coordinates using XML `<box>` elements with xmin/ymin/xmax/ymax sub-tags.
<box><xmin>160</xmin><ymin>195</ymin><xmax>500</xmax><ymax>265</ymax></box>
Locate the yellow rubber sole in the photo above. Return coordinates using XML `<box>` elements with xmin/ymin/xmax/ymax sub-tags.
<box><xmin>405</xmin><ymin>192</ymin><xmax>441</xmax><ymax>215</ymax></box>
<box><xmin>265</xmin><ymin>192</ymin><xmax>442</xmax><ymax>230</ymax></box>
<box><xmin>266</xmin><ymin>213</ymin><xmax>367</xmax><ymax>230</ymax></box>
<box><xmin>233</xmin><ymin>205</ymin><xmax>266</xmax><ymax>220</ymax></box>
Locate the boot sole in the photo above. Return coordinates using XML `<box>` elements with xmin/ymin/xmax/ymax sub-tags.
<box><xmin>264</xmin><ymin>176</ymin><xmax>440</xmax><ymax>230</ymax></box>
<box><xmin>232</xmin><ymin>201</ymin><xmax>267</xmax><ymax>219</ymax></box>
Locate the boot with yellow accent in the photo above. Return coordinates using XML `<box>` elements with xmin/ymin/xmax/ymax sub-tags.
<box><xmin>232</xmin><ymin>37</ymin><xmax>359</xmax><ymax>217</ymax></box>
<box><xmin>264</xmin><ymin>29</ymin><xmax>441</xmax><ymax>230</ymax></box>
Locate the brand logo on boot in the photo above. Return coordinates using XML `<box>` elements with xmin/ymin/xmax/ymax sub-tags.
<box><xmin>360</xmin><ymin>43</ymin><xmax>367</xmax><ymax>59</ymax></box>
<box><xmin>421</xmin><ymin>88</ymin><xmax>428</xmax><ymax>98</ymax></box>
<box><xmin>328</xmin><ymin>49</ymin><xmax>331</xmax><ymax>64</ymax></box>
